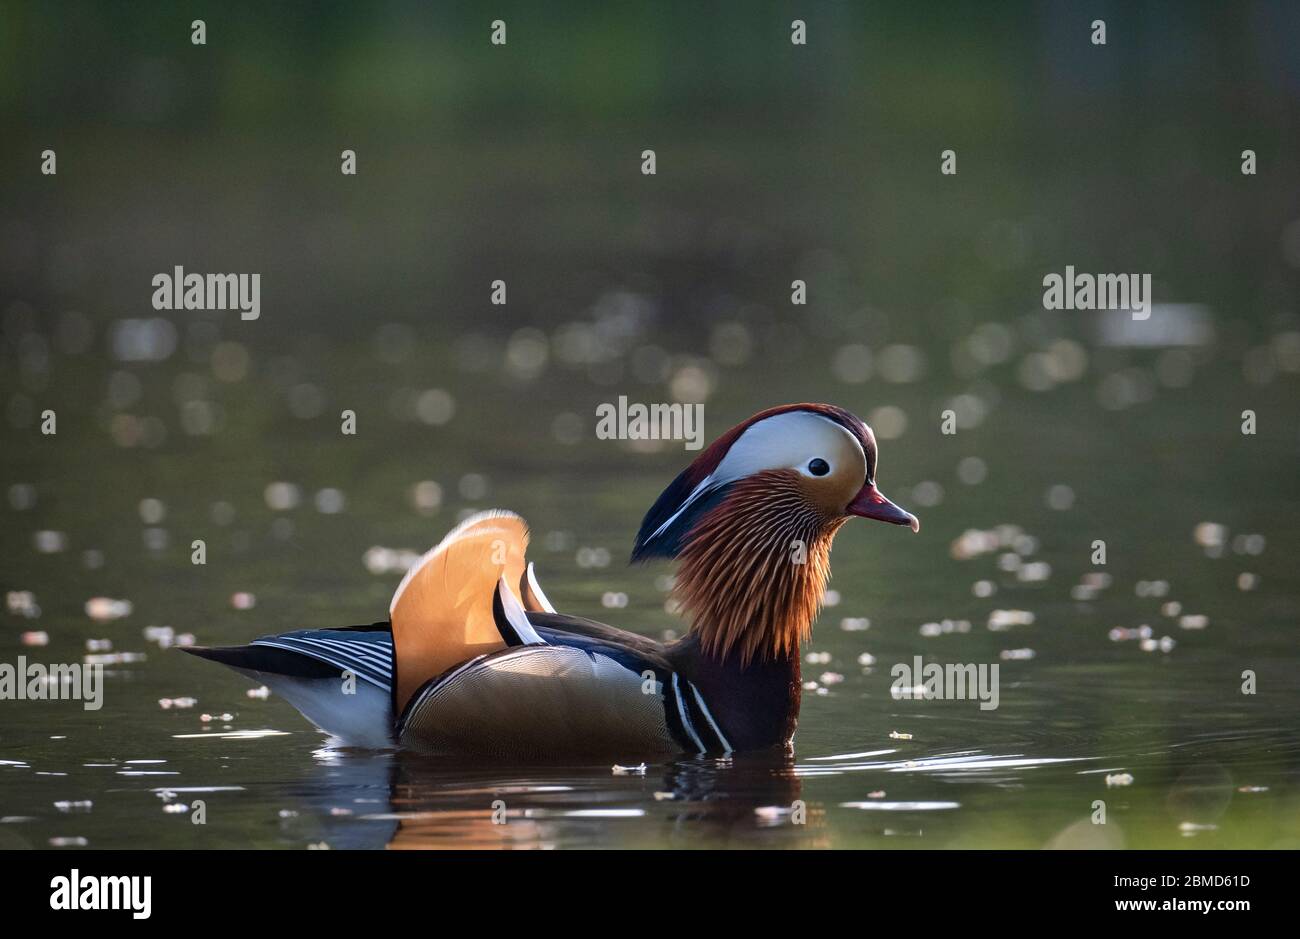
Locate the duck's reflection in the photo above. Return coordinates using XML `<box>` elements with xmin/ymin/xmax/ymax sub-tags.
<box><xmin>300</xmin><ymin>746</ymin><xmax>829</xmax><ymax>849</ymax></box>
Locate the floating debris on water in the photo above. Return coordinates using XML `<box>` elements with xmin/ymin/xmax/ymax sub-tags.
<box><xmin>1231</xmin><ymin>533</ymin><xmax>1265</xmax><ymax>556</ymax></box>
<box><xmin>1105</xmin><ymin>773</ymin><xmax>1134</xmax><ymax>787</ymax></box>
<box><xmin>49</xmin><ymin>837</ymin><xmax>89</xmax><ymax>847</ymax></box>
<box><xmin>823</xmin><ymin>589</ymin><xmax>841</xmax><ymax>607</ymax></box>
<box><xmin>410</xmin><ymin>480</ymin><xmax>443</xmax><ymax>515</ymax></box>
<box><xmin>230</xmin><ymin>592</ymin><xmax>256</xmax><ymax>611</ymax></box>
<box><xmin>839</xmin><ymin>617</ymin><xmax>870</xmax><ymax>631</ymax></box>
<box><xmin>6</xmin><ymin>591</ymin><xmax>40</xmax><ymax>617</ymax></box>
<box><xmin>612</xmin><ymin>763</ymin><xmax>646</xmax><ymax>775</ymax></box>
<box><xmin>159</xmin><ymin>697</ymin><xmax>197</xmax><ymax>709</ymax></box>
<box><xmin>1193</xmin><ymin>522</ymin><xmax>1228</xmax><ymax>554</ymax></box>
<box><xmin>1000</xmin><ymin>648</ymin><xmax>1035</xmax><ymax>661</ymax></box>
<box><xmin>972</xmin><ymin>580</ymin><xmax>996</xmax><ymax>598</ymax></box>
<box><xmin>138</xmin><ymin>497</ymin><xmax>166</xmax><ymax>525</ymax></box>
<box><xmin>54</xmin><ymin>800</ymin><xmax>93</xmax><ymax>812</ymax></box>
<box><xmin>85</xmin><ymin>638</ymin><xmax>112</xmax><ymax>652</ymax></box>
<box><xmin>363</xmin><ymin>546</ymin><xmax>421</xmax><ymax>575</ymax></box>
<box><xmin>1161</xmin><ymin>601</ymin><xmax>1183</xmax><ymax>617</ymax></box>
<box><xmin>1135</xmin><ymin>580</ymin><xmax>1170</xmax><ymax>598</ymax></box>
<box><xmin>889</xmin><ymin>731</ymin><xmax>913</xmax><ymax>740</ymax></box>
<box><xmin>1237</xmin><ymin>572</ymin><xmax>1260</xmax><ymax>591</ymax></box>
<box><xmin>85</xmin><ymin>597</ymin><xmax>132</xmax><ymax>621</ymax></box>
<box><xmin>172</xmin><ymin>730</ymin><xmax>290</xmax><ymax>740</ymax></box>
<box><xmin>33</xmin><ymin>530</ymin><xmax>67</xmax><ymax>553</ymax></box>
<box><xmin>1178</xmin><ymin>821</ymin><xmax>1217</xmax><ymax>834</ymax></box>
<box><xmin>314</xmin><ymin>488</ymin><xmax>346</xmax><ymax>514</ymax></box>
<box><xmin>1012</xmin><ymin>534</ymin><xmax>1039</xmax><ymax>555</ymax></box>
<box><xmin>805</xmin><ymin>651</ymin><xmax>831</xmax><ymax>665</ymax></box>
<box><xmin>575</xmin><ymin>546</ymin><xmax>611</xmax><ymax>568</ymax></box>
<box><xmin>1178</xmin><ymin>614</ymin><xmax>1208</xmax><ymax>630</ymax></box>
<box><xmin>892</xmin><ymin>684</ymin><xmax>927</xmax><ymax>700</ymax></box>
<box><xmin>919</xmin><ymin>619</ymin><xmax>972</xmax><ymax>637</ymax></box>
<box><xmin>857</xmin><ymin>652</ymin><xmax>876</xmax><ymax>667</ymax></box>
<box><xmin>143</xmin><ymin>625</ymin><xmax>174</xmax><ymax>644</ymax></box>
<box><xmin>200</xmin><ymin>713</ymin><xmax>234</xmax><ymax>723</ymax></box>
<box><xmin>20</xmin><ymin>631</ymin><xmax>49</xmax><ymax>646</ymax></box>
<box><xmin>841</xmin><ymin>800</ymin><xmax>959</xmax><ymax>811</ymax></box>
<box><xmin>84</xmin><ymin>652</ymin><xmax>145</xmax><ymax>665</ymax></box>
<box><xmin>264</xmin><ymin>481</ymin><xmax>302</xmax><ymax>511</ymax></box>
<box><xmin>988</xmin><ymin>609</ymin><xmax>1034</xmax><ymax>631</ymax></box>
<box><xmin>246</xmin><ymin>686</ymin><xmax>270</xmax><ymax>700</ymax></box>
<box><xmin>1109</xmin><ymin>625</ymin><xmax>1154</xmax><ymax>642</ymax></box>
<box><xmin>1017</xmin><ymin>561</ymin><xmax>1052</xmax><ymax>582</ymax></box>
<box><xmin>819</xmin><ymin>671</ymin><xmax>845</xmax><ymax>685</ymax></box>
<box><xmin>162</xmin><ymin>803</ymin><xmax>189</xmax><ymax>814</ymax></box>
<box><xmin>652</xmin><ymin>791</ymin><xmax>676</xmax><ymax>801</ymax></box>
<box><xmin>1139</xmin><ymin>636</ymin><xmax>1176</xmax><ymax>653</ymax></box>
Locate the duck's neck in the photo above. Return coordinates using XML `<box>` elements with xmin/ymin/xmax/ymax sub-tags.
<box><xmin>673</xmin><ymin>475</ymin><xmax>844</xmax><ymax>665</ymax></box>
<box><xmin>668</xmin><ymin>476</ymin><xmax>844</xmax><ymax>749</ymax></box>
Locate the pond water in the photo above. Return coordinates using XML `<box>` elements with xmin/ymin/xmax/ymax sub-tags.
<box><xmin>2</xmin><ymin>319</ymin><xmax>1298</xmax><ymax>850</ymax></box>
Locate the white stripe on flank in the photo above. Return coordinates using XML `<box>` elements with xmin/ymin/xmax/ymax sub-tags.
<box><xmin>688</xmin><ymin>683</ymin><xmax>732</xmax><ymax>753</ymax></box>
<box><xmin>671</xmin><ymin>673</ymin><xmax>705</xmax><ymax>753</ymax></box>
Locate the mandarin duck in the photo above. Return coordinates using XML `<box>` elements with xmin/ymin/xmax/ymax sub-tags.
<box><xmin>184</xmin><ymin>403</ymin><xmax>918</xmax><ymax>757</ymax></box>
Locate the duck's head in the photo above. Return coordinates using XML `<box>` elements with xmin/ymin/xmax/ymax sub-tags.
<box><xmin>632</xmin><ymin>403</ymin><xmax>917</xmax><ymax>664</ymax></box>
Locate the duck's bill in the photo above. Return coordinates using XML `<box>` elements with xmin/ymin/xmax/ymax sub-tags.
<box><xmin>847</xmin><ymin>484</ymin><xmax>920</xmax><ymax>533</ymax></box>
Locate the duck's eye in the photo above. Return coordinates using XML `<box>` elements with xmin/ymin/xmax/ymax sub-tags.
<box><xmin>807</xmin><ymin>458</ymin><xmax>830</xmax><ymax>477</ymax></box>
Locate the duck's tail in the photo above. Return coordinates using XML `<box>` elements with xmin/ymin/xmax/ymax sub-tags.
<box><xmin>180</xmin><ymin>630</ymin><xmax>395</xmax><ymax>748</ymax></box>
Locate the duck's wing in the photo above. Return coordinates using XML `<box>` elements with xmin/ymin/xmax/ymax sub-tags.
<box><xmin>526</xmin><ymin>611</ymin><xmax>667</xmax><ymax>659</ymax></box>
<box><xmin>395</xmin><ymin>584</ymin><xmax>731</xmax><ymax>758</ymax></box>
<box><xmin>389</xmin><ymin>510</ymin><xmax>537</xmax><ymax>712</ymax></box>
